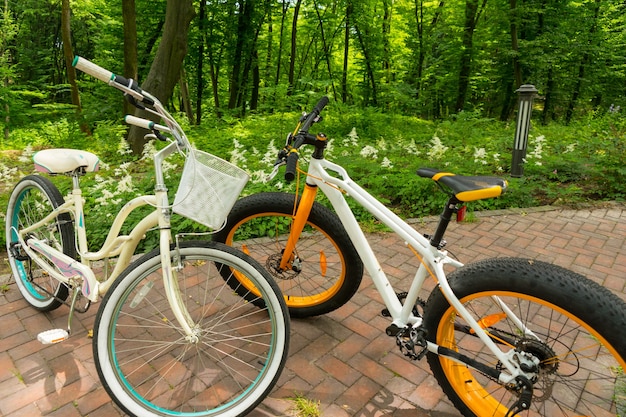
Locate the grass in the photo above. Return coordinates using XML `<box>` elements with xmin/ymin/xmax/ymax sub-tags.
<box><xmin>289</xmin><ymin>393</ymin><xmax>321</xmax><ymax>417</ymax></box>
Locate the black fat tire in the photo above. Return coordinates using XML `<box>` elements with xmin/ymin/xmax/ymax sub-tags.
<box><xmin>93</xmin><ymin>240</ymin><xmax>290</xmax><ymax>417</ymax></box>
<box><xmin>213</xmin><ymin>192</ymin><xmax>363</xmax><ymax>318</ymax></box>
<box><xmin>423</xmin><ymin>257</ymin><xmax>626</xmax><ymax>417</ymax></box>
<box><xmin>5</xmin><ymin>175</ymin><xmax>75</xmax><ymax>311</ymax></box>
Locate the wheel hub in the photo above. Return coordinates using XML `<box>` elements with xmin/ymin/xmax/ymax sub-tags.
<box><xmin>266</xmin><ymin>253</ymin><xmax>301</xmax><ymax>280</ymax></box>
<box><xmin>515</xmin><ymin>338</ymin><xmax>559</xmax><ymax>402</ymax></box>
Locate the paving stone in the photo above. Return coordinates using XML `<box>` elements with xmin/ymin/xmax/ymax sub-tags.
<box><xmin>0</xmin><ymin>204</ymin><xmax>624</xmax><ymax>416</ymax></box>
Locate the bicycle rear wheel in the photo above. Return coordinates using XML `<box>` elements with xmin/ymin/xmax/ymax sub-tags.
<box><xmin>93</xmin><ymin>241</ymin><xmax>290</xmax><ymax>417</ymax></box>
<box><xmin>423</xmin><ymin>257</ymin><xmax>626</xmax><ymax>417</ymax></box>
<box><xmin>213</xmin><ymin>192</ymin><xmax>363</xmax><ymax>318</ymax></box>
<box><xmin>5</xmin><ymin>175</ymin><xmax>74</xmax><ymax>311</ymax></box>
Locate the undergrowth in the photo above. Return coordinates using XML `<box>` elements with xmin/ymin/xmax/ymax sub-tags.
<box><xmin>1</xmin><ymin>105</ymin><xmax>624</xmax><ymax>253</ymax></box>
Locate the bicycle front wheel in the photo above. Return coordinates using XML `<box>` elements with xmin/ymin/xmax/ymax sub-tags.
<box><xmin>93</xmin><ymin>241</ymin><xmax>290</xmax><ymax>417</ymax></box>
<box><xmin>5</xmin><ymin>175</ymin><xmax>75</xmax><ymax>311</ymax></box>
<box><xmin>423</xmin><ymin>257</ymin><xmax>626</xmax><ymax>417</ymax></box>
<box><xmin>213</xmin><ymin>192</ymin><xmax>363</xmax><ymax>318</ymax></box>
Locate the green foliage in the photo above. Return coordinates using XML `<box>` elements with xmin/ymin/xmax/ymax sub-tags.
<box><xmin>1</xmin><ymin>105</ymin><xmax>624</xmax><ymax>252</ymax></box>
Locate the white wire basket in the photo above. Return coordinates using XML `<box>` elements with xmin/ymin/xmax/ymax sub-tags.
<box><xmin>173</xmin><ymin>149</ymin><xmax>249</xmax><ymax>229</ymax></box>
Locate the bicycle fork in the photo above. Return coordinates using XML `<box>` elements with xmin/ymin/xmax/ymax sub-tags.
<box><xmin>154</xmin><ymin>184</ymin><xmax>199</xmax><ymax>343</ymax></box>
<box><xmin>278</xmin><ymin>182</ymin><xmax>318</xmax><ymax>273</ymax></box>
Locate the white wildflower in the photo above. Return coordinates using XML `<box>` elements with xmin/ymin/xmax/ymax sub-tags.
<box><xmin>0</xmin><ymin>163</ymin><xmax>18</xmax><ymax>185</ymax></box>
<box><xmin>527</xmin><ymin>135</ymin><xmax>546</xmax><ymax>161</ymax></box>
<box><xmin>117</xmin><ymin>175</ymin><xmax>135</xmax><ymax>193</ymax></box>
<box><xmin>473</xmin><ymin>147</ymin><xmax>488</xmax><ymax>164</ymax></box>
<box><xmin>564</xmin><ymin>143</ymin><xmax>576</xmax><ymax>153</ymax></box>
<box><xmin>162</xmin><ymin>159</ymin><xmax>177</xmax><ymax>177</ymax></box>
<box><xmin>377</xmin><ymin>138</ymin><xmax>388</xmax><ymax>151</ymax></box>
<box><xmin>250</xmin><ymin>169</ymin><xmax>271</xmax><ymax>184</ymax></box>
<box><xmin>95</xmin><ymin>189</ymin><xmax>116</xmax><ymax>206</ymax></box>
<box><xmin>381</xmin><ymin>157</ymin><xmax>393</xmax><ymax>169</ymax></box>
<box><xmin>341</xmin><ymin>129</ymin><xmax>359</xmax><ymax>156</ymax></box>
<box><xmin>117</xmin><ymin>137</ymin><xmax>133</xmax><ymax>155</ymax></box>
<box><xmin>141</xmin><ymin>141</ymin><xmax>157</xmax><ymax>160</ymax></box>
<box><xmin>427</xmin><ymin>135</ymin><xmax>448</xmax><ymax>160</ymax></box>
<box><xmin>261</xmin><ymin>140</ymin><xmax>279</xmax><ymax>165</ymax></box>
<box><xmin>19</xmin><ymin>145</ymin><xmax>34</xmax><ymax>163</ymax></box>
<box><xmin>230</xmin><ymin>139</ymin><xmax>248</xmax><ymax>168</ymax></box>
<box><xmin>406</xmin><ymin>139</ymin><xmax>421</xmax><ymax>156</ymax></box>
<box><xmin>343</xmin><ymin>128</ymin><xmax>359</xmax><ymax>147</ymax></box>
<box><xmin>360</xmin><ymin>145</ymin><xmax>378</xmax><ymax>159</ymax></box>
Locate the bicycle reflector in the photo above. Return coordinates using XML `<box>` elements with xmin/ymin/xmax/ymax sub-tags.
<box><xmin>456</xmin><ymin>205</ymin><xmax>467</xmax><ymax>222</ymax></box>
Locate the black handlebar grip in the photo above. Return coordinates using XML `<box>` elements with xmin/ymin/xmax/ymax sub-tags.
<box><xmin>284</xmin><ymin>150</ymin><xmax>299</xmax><ymax>182</ymax></box>
<box><xmin>313</xmin><ymin>96</ymin><xmax>329</xmax><ymax>114</ymax></box>
<box><xmin>114</xmin><ymin>75</ymin><xmax>155</xmax><ymax>106</ymax></box>
<box><xmin>300</xmin><ymin>96</ymin><xmax>329</xmax><ymax>133</ymax></box>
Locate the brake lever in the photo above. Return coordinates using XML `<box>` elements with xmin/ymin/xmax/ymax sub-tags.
<box><xmin>268</xmin><ymin>160</ymin><xmax>286</xmax><ymax>181</ymax></box>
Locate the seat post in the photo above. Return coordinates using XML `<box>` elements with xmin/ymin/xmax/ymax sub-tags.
<box><xmin>430</xmin><ymin>196</ymin><xmax>461</xmax><ymax>249</ymax></box>
<box><xmin>71</xmin><ymin>171</ymin><xmax>82</xmax><ymax>190</ymax></box>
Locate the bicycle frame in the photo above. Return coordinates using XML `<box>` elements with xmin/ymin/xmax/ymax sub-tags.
<box><xmin>12</xmin><ymin>85</ymin><xmax>198</xmax><ymax>338</ymax></box>
<box><xmin>286</xmin><ymin>156</ymin><xmax>529</xmax><ymax>382</ymax></box>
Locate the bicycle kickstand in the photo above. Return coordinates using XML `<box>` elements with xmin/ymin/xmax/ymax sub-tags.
<box><xmin>37</xmin><ymin>285</ymin><xmax>83</xmax><ymax>344</ymax></box>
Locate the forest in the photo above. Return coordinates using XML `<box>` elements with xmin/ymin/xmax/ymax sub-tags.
<box><xmin>1</xmin><ymin>0</ymin><xmax>625</xmax><ymax>249</ymax></box>
<box><xmin>1</xmin><ymin>0</ymin><xmax>625</xmax><ymax>135</ymax></box>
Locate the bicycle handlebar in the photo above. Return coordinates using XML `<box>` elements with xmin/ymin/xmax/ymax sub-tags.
<box><xmin>300</xmin><ymin>96</ymin><xmax>329</xmax><ymax>134</ymax></box>
<box><xmin>283</xmin><ymin>96</ymin><xmax>329</xmax><ymax>182</ymax></box>
<box><xmin>124</xmin><ymin>115</ymin><xmax>171</xmax><ymax>133</ymax></box>
<box><xmin>72</xmin><ymin>56</ymin><xmax>154</xmax><ymax>106</ymax></box>
<box><xmin>73</xmin><ymin>55</ymin><xmax>192</xmax><ymax>151</ymax></box>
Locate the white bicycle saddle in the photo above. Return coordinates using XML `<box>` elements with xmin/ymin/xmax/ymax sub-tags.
<box><xmin>34</xmin><ymin>149</ymin><xmax>100</xmax><ymax>174</ymax></box>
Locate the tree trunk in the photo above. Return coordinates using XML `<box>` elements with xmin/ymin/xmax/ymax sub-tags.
<box><xmin>341</xmin><ymin>1</ymin><xmax>351</xmax><ymax>103</ymax></box>
<box><xmin>313</xmin><ymin>0</ymin><xmax>336</xmax><ymax>97</ymax></box>
<box><xmin>455</xmin><ymin>0</ymin><xmax>486</xmax><ymax>112</ymax></box>
<box><xmin>61</xmin><ymin>0</ymin><xmax>80</xmax><ymax>111</ymax></box>
<box><xmin>274</xmin><ymin>0</ymin><xmax>289</xmax><ymax>86</ymax></box>
<box><xmin>509</xmin><ymin>0</ymin><xmax>522</xmax><ymax>88</ymax></box>
<box><xmin>354</xmin><ymin>24</ymin><xmax>377</xmax><ymax>105</ymax></box>
<box><xmin>127</xmin><ymin>0</ymin><xmax>195</xmax><ymax>154</ymax></box>
<box><xmin>288</xmin><ymin>0</ymin><xmax>302</xmax><ymax>95</ymax></box>
<box><xmin>196</xmin><ymin>0</ymin><xmax>206</xmax><ymax>124</ymax></box>
<box><xmin>542</xmin><ymin>65</ymin><xmax>554</xmax><ymax>125</ymax></box>
<box><xmin>179</xmin><ymin>67</ymin><xmax>194</xmax><ymax>123</ymax></box>
<box><xmin>382</xmin><ymin>0</ymin><xmax>392</xmax><ymax>81</ymax></box>
<box><xmin>250</xmin><ymin>49</ymin><xmax>260</xmax><ymax>110</ymax></box>
<box><xmin>3</xmin><ymin>0</ymin><xmax>12</xmax><ymax>140</ymax></box>
<box><xmin>228</xmin><ymin>0</ymin><xmax>256</xmax><ymax>111</ymax></box>
<box><xmin>565</xmin><ymin>0</ymin><xmax>601</xmax><ymax>124</ymax></box>
<box><xmin>414</xmin><ymin>0</ymin><xmax>444</xmax><ymax>101</ymax></box>
<box><xmin>122</xmin><ymin>0</ymin><xmax>138</xmax><ymax>117</ymax></box>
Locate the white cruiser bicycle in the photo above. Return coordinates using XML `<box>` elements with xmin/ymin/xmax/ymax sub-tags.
<box><xmin>5</xmin><ymin>57</ymin><xmax>290</xmax><ymax>417</ymax></box>
<box><xmin>214</xmin><ymin>96</ymin><xmax>626</xmax><ymax>416</ymax></box>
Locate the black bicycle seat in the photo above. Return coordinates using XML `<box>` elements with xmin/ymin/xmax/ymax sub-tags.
<box><xmin>417</xmin><ymin>168</ymin><xmax>508</xmax><ymax>202</ymax></box>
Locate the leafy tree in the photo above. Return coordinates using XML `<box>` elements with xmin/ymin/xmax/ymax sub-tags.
<box><xmin>127</xmin><ymin>0</ymin><xmax>195</xmax><ymax>154</ymax></box>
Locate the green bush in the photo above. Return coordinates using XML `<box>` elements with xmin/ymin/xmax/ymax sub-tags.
<box><xmin>1</xmin><ymin>107</ymin><xmax>623</xmax><ymax>252</ymax></box>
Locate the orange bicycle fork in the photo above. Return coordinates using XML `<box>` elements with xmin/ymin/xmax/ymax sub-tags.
<box><xmin>279</xmin><ymin>183</ymin><xmax>319</xmax><ymax>272</ymax></box>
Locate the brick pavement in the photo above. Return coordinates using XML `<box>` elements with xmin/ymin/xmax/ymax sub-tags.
<box><xmin>1</xmin><ymin>203</ymin><xmax>624</xmax><ymax>416</ymax></box>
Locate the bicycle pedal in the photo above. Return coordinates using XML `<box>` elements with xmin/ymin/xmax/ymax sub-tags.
<box><xmin>37</xmin><ymin>329</ymin><xmax>69</xmax><ymax>344</ymax></box>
